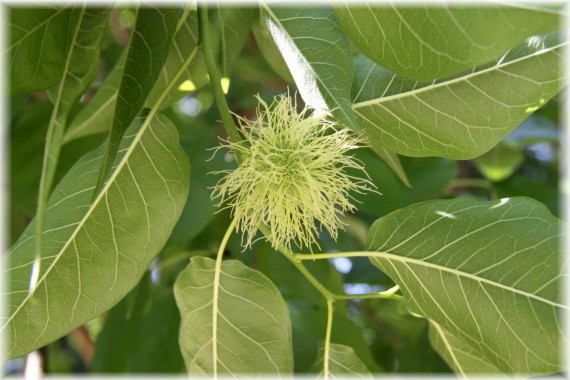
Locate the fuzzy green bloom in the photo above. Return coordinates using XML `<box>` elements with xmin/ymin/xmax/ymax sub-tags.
<box><xmin>211</xmin><ymin>94</ymin><xmax>374</xmax><ymax>251</ymax></box>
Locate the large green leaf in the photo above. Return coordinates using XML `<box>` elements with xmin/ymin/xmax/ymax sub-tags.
<box><xmin>7</xmin><ymin>6</ymin><xmax>79</xmax><ymax>94</ymax></box>
<box><xmin>352</xmin><ymin>33</ymin><xmax>565</xmax><ymax>159</ymax></box>
<box><xmin>33</xmin><ymin>8</ymin><xmax>110</xmax><ymax>301</ymax></box>
<box><xmin>3</xmin><ymin>113</ymin><xmax>190</xmax><ymax>359</ymax></box>
<box><xmin>366</xmin><ymin>197</ymin><xmax>564</xmax><ymax>374</ymax></box>
<box><xmin>313</xmin><ymin>343</ymin><xmax>372</xmax><ymax>378</ymax></box>
<box><xmin>174</xmin><ymin>256</ymin><xmax>293</xmax><ymax>375</ymax></box>
<box><xmin>429</xmin><ymin>322</ymin><xmax>501</xmax><ymax>375</ymax></box>
<box><xmin>95</xmin><ymin>7</ymin><xmax>178</xmax><ymax>193</ymax></box>
<box><xmin>259</xmin><ymin>5</ymin><xmax>357</xmax><ymax>132</ymax></box>
<box><xmin>335</xmin><ymin>4</ymin><xmax>562</xmax><ymax>81</ymax></box>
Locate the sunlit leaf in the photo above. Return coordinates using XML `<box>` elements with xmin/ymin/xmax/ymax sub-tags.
<box><xmin>251</xmin><ymin>13</ymin><xmax>294</xmax><ymax>84</ymax></box>
<box><xmin>3</xmin><ymin>113</ymin><xmax>190</xmax><ymax>359</ymax></box>
<box><xmin>352</xmin><ymin>33</ymin><xmax>565</xmax><ymax>159</ymax></box>
<box><xmin>174</xmin><ymin>257</ymin><xmax>293</xmax><ymax>375</ymax></box>
<box><xmin>367</xmin><ymin>197</ymin><xmax>565</xmax><ymax>374</ymax></box>
<box><xmin>336</xmin><ymin>3</ymin><xmax>562</xmax><ymax>81</ymax></box>
<box><xmin>260</xmin><ymin>5</ymin><xmax>356</xmax><ymax>131</ymax></box>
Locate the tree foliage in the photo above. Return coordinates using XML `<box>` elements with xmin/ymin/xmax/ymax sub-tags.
<box><xmin>5</xmin><ymin>3</ymin><xmax>565</xmax><ymax>376</ymax></box>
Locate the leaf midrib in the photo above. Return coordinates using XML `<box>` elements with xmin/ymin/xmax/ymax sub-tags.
<box><xmin>352</xmin><ymin>40</ymin><xmax>566</xmax><ymax>109</ymax></box>
<box><xmin>365</xmin><ymin>251</ymin><xmax>565</xmax><ymax>309</ymax></box>
<box><xmin>317</xmin><ymin>249</ymin><xmax>563</xmax><ymax>309</ymax></box>
<box><xmin>3</xmin><ymin>99</ymin><xmax>157</xmax><ymax>333</ymax></box>
<box><xmin>430</xmin><ymin>322</ymin><xmax>467</xmax><ymax>377</ymax></box>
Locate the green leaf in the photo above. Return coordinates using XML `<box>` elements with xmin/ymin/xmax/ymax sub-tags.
<box><xmin>174</xmin><ymin>256</ymin><xmax>293</xmax><ymax>375</ymax></box>
<box><xmin>494</xmin><ymin>166</ymin><xmax>559</xmax><ymax>217</ymax></box>
<box><xmin>37</xmin><ymin>7</ymin><xmax>109</xmax><ymax>197</ymax></box>
<box><xmin>429</xmin><ymin>321</ymin><xmax>502</xmax><ymax>375</ymax></box>
<box><xmin>92</xmin><ymin>273</ymin><xmax>185</xmax><ymax>373</ymax></box>
<box><xmin>352</xmin><ymin>33</ymin><xmax>565</xmax><ymax>159</ymax></box>
<box><xmin>251</xmin><ymin>14</ymin><xmax>294</xmax><ymax>84</ymax></box>
<box><xmin>313</xmin><ymin>343</ymin><xmax>372</xmax><ymax>378</ymax></box>
<box><xmin>10</xmin><ymin>100</ymin><xmax>104</xmax><ymax>244</ymax></box>
<box><xmin>210</xmin><ymin>6</ymin><xmax>256</xmax><ymax>78</ymax></box>
<box><xmin>7</xmin><ymin>6</ymin><xmax>79</xmax><ymax>94</ymax></box>
<box><xmin>473</xmin><ymin>145</ymin><xmax>524</xmax><ymax>182</ymax></box>
<box><xmin>62</xmin><ymin>52</ymin><xmax>127</xmax><ymax>143</ymax></box>
<box><xmin>335</xmin><ymin>4</ymin><xmax>562</xmax><ymax>81</ymax></box>
<box><xmin>288</xmin><ymin>301</ymin><xmax>381</xmax><ymax>373</ymax></box>
<box><xmin>503</xmin><ymin>114</ymin><xmax>560</xmax><ymax>147</ymax></box>
<box><xmin>3</xmin><ymin>113</ymin><xmax>190</xmax><ymax>359</ymax></box>
<box><xmin>260</xmin><ymin>5</ymin><xmax>357</xmax><ymax>132</ymax></box>
<box><xmin>95</xmin><ymin>7</ymin><xmax>178</xmax><ymax>194</ymax></box>
<box><xmin>33</xmin><ymin>8</ymin><xmax>111</xmax><ymax>306</ymax></box>
<box><xmin>145</xmin><ymin>9</ymin><xmax>208</xmax><ymax>110</ymax></box>
<box><xmin>366</xmin><ymin>197</ymin><xmax>564</xmax><ymax>374</ymax></box>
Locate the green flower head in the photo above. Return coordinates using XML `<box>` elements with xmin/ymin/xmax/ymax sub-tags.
<box><xmin>211</xmin><ymin>93</ymin><xmax>374</xmax><ymax>252</ymax></box>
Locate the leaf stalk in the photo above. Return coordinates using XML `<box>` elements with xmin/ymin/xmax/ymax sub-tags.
<box><xmin>198</xmin><ymin>5</ymin><xmax>244</xmax><ymax>160</ymax></box>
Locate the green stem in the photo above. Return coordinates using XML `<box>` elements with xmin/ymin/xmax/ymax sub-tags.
<box><xmin>258</xmin><ymin>225</ymin><xmax>336</xmax><ymax>301</ymax></box>
<box><xmin>294</xmin><ymin>252</ymin><xmax>405</xmax><ymax>301</ymax></box>
<box><xmin>198</xmin><ymin>5</ymin><xmax>244</xmax><ymax>159</ymax></box>
<box><xmin>295</xmin><ymin>251</ymin><xmax>389</xmax><ymax>261</ymax></box>
<box><xmin>323</xmin><ymin>299</ymin><xmax>334</xmax><ymax>379</ymax></box>
<box><xmin>212</xmin><ymin>218</ymin><xmax>237</xmax><ymax>377</ymax></box>
<box><xmin>334</xmin><ymin>291</ymin><xmax>403</xmax><ymax>302</ymax></box>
